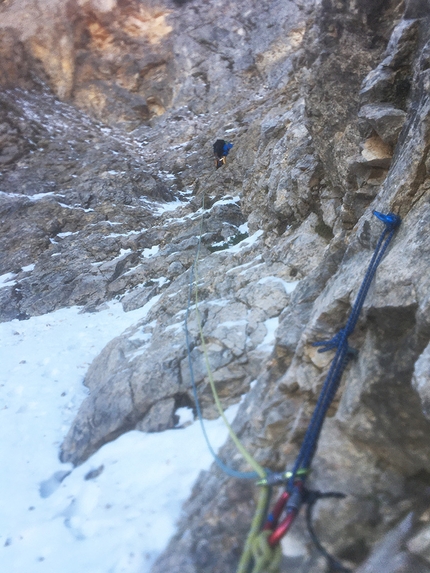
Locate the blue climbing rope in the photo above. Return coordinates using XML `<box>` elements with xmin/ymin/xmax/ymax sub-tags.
<box><xmin>261</xmin><ymin>210</ymin><xmax>401</xmax><ymax>556</ymax></box>
<box><xmin>288</xmin><ymin>211</ymin><xmax>401</xmax><ymax>486</ymax></box>
<box><xmin>185</xmin><ymin>254</ymin><xmax>260</xmax><ymax>480</ymax></box>
<box><xmin>184</xmin><ymin>192</ymin><xmax>265</xmax><ymax>480</ymax></box>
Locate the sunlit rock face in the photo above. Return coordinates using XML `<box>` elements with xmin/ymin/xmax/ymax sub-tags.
<box><xmin>1</xmin><ymin>0</ymin><xmax>430</xmax><ymax>572</ymax></box>
<box><xmin>0</xmin><ymin>0</ymin><xmax>175</xmax><ymax>126</ymax></box>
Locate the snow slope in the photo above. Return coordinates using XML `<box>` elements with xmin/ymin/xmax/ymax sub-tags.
<box><xmin>0</xmin><ymin>301</ymin><xmax>234</xmax><ymax>573</ymax></box>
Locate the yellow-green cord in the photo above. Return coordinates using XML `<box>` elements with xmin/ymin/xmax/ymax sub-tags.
<box><xmin>192</xmin><ymin>192</ymin><xmax>265</xmax><ymax>479</ymax></box>
<box><xmin>236</xmin><ymin>486</ymin><xmax>271</xmax><ymax>573</ymax></box>
<box><xmin>193</xmin><ymin>191</ymin><xmax>281</xmax><ymax>573</ymax></box>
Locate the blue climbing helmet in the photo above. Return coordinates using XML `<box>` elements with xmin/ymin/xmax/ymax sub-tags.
<box><xmin>222</xmin><ymin>142</ymin><xmax>233</xmax><ymax>156</ymax></box>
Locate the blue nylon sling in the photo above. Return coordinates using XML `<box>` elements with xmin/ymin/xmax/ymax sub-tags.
<box><xmin>288</xmin><ymin>210</ymin><xmax>401</xmax><ymax>488</ymax></box>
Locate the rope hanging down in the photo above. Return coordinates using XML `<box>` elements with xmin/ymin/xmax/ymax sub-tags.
<box><xmin>252</xmin><ymin>210</ymin><xmax>401</xmax><ymax>572</ymax></box>
<box><xmin>185</xmin><ymin>198</ymin><xmax>309</xmax><ymax>479</ymax></box>
<box><xmin>185</xmin><ymin>192</ymin><xmax>285</xmax><ymax>573</ymax></box>
<box><xmin>184</xmin><ymin>193</ymin><xmax>265</xmax><ymax>480</ymax></box>
<box><xmin>185</xmin><ymin>204</ymin><xmax>400</xmax><ymax>573</ymax></box>
<box><xmin>184</xmin><ymin>192</ymin><xmax>308</xmax><ymax>571</ymax></box>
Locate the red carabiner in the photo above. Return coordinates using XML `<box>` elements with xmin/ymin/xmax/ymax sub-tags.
<box><xmin>263</xmin><ymin>481</ymin><xmax>304</xmax><ymax>547</ymax></box>
<box><xmin>262</xmin><ymin>490</ymin><xmax>289</xmax><ymax>531</ymax></box>
<box><xmin>268</xmin><ymin>509</ymin><xmax>298</xmax><ymax>546</ymax></box>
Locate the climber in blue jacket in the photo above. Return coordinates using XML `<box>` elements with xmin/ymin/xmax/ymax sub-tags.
<box><xmin>213</xmin><ymin>139</ymin><xmax>233</xmax><ymax>169</ymax></box>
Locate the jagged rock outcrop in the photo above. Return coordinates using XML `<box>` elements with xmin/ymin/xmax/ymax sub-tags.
<box><xmin>149</xmin><ymin>2</ymin><xmax>430</xmax><ymax>573</ymax></box>
<box><xmin>1</xmin><ymin>0</ymin><xmax>430</xmax><ymax>572</ymax></box>
<box><xmin>60</xmin><ymin>214</ymin><xmax>327</xmax><ymax>464</ymax></box>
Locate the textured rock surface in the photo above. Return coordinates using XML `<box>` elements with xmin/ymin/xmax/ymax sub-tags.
<box><xmin>1</xmin><ymin>0</ymin><xmax>430</xmax><ymax>572</ymax></box>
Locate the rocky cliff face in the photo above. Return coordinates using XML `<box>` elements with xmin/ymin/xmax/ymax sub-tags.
<box><xmin>1</xmin><ymin>0</ymin><xmax>430</xmax><ymax>571</ymax></box>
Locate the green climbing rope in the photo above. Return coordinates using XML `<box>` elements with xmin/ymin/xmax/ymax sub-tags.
<box><xmin>191</xmin><ymin>192</ymin><xmax>266</xmax><ymax>478</ymax></box>
<box><xmin>236</xmin><ymin>488</ymin><xmax>282</xmax><ymax>573</ymax></box>
<box><xmin>190</xmin><ymin>192</ymin><xmax>277</xmax><ymax>573</ymax></box>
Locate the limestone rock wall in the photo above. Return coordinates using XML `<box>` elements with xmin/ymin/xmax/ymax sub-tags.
<box><xmin>0</xmin><ymin>0</ymin><xmax>175</xmax><ymax>125</ymax></box>
<box><xmin>1</xmin><ymin>0</ymin><xmax>430</xmax><ymax>572</ymax></box>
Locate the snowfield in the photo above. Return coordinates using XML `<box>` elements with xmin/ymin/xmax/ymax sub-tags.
<box><xmin>0</xmin><ymin>301</ymin><xmax>235</xmax><ymax>573</ymax></box>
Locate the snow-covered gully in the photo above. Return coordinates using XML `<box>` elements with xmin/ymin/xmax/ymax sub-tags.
<box><xmin>0</xmin><ymin>298</ymin><xmax>237</xmax><ymax>573</ymax></box>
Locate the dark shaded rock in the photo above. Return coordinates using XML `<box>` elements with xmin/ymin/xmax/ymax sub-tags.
<box><xmin>355</xmin><ymin>514</ymin><xmax>426</xmax><ymax>573</ymax></box>
<box><xmin>0</xmin><ymin>27</ymin><xmax>41</xmax><ymax>90</ymax></box>
<box><xmin>359</xmin><ymin>18</ymin><xmax>420</xmax><ymax>108</ymax></box>
<box><xmin>0</xmin><ymin>87</ymin><xmax>178</xmax><ymax>321</ymax></box>
<box><xmin>136</xmin><ymin>398</ymin><xmax>176</xmax><ymax>432</ymax></box>
<box><xmin>359</xmin><ymin>103</ymin><xmax>407</xmax><ymax>145</ymax></box>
